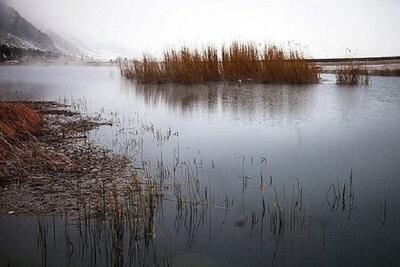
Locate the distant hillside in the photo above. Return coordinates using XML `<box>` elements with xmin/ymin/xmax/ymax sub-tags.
<box><xmin>0</xmin><ymin>1</ymin><xmax>138</xmax><ymax>62</ymax></box>
<box><xmin>46</xmin><ymin>30</ymin><xmax>83</xmax><ymax>57</ymax></box>
<box><xmin>59</xmin><ymin>34</ymin><xmax>138</xmax><ymax>59</ymax></box>
<box><xmin>0</xmin><ymin>1</ymin><xmax>58</xmax><ymax>60</ymax></box>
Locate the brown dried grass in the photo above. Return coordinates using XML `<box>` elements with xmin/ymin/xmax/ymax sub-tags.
<box><xmin>0</xmin><ymin>101</ymin><xmax>43</xmax><ymax>142</ymax></box>
<box><xmin>120</xmin><ymin>42</ymin><xmax>319</xmax><ymax>84</ymax></box>
<box><xmin>0</xmin><ymin>101</ymin><xmax>44</xmax><ymax>185</ymax></box>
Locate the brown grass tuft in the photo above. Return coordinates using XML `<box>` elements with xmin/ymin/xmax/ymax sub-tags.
<box><xmin>0</xmin><ymin>100</ymin><xmax>44</xmax><ymax>185</ymax></box>
<box><xmin>0</xmin><ymin>101</ymin><xmax>43</xmax><ymax>142</ymax></box>
<box><xmin>120</xmin><ymin>42</ymin><xmax>320</xmax><ymax>84</ymax></box>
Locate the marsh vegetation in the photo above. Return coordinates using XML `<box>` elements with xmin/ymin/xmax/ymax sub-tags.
<box><xmin>336</xmin><ymin>61</ymin><xmax>370</xmax><ymax>85</ymax></box>
<box><xmin>120</xmin><ymin>42</ymin><xmax>320</xmax><ymax>84</ymax></box>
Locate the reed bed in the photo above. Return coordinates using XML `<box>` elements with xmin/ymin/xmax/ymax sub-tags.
<box><xmin>120</xmin><ymin>42</ymin><xmax>319</xmax><ymax>84</ymax></box>
<box><xmin>336</xmin><ymin>62</ymin><xmax>370</xmax><ymax>85</ymax></box>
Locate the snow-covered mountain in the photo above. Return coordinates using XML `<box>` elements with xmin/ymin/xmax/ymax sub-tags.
<box><xmin>0</xmin><ymin>1</ymin><xmax>137</xmax><ymax>61</ymax></box>
<box><xmin>0</xmin><ymin>1</ymin><xmax>57</xmax><ymax>53</ymax></box>
<box><xmin>46</xmin><ymin>30</ymin><xmax>83</xmax><ymax>57</ymax></box>
<box><xmin>58</xmin><ymin>34</ymin><xmax>138</xmax><ymax>59</ymax></box>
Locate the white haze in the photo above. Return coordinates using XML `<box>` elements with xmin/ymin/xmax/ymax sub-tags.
<box><xmin>6</xmin><ymin>0</ymin><xmax>400</xmax><ymax>58</ymax></box>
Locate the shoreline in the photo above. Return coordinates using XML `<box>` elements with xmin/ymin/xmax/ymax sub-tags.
<box><xmin>0</xmin><ymin>101</ymin><xmax>147</xmax><ymax>216</ymax></box>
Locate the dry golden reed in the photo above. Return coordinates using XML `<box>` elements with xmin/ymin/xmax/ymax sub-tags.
<box><xmin>120</xmin><ymin>42</ymin><xmax>319</xmax><ymax>84</ymax></box>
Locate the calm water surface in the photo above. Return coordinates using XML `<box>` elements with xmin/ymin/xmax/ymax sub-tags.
<box><xmin>1</xmin><ymin>65</ymin><xmax>400</xmax><ymax>266</ymax></box>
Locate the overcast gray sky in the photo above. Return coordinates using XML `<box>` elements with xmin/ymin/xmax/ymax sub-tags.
<box><xmin>6</xmin><ymin>0</ymin><xmax>400</xmax><ymax>58</ymax></box>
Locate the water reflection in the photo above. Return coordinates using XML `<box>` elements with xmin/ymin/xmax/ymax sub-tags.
<box><xmin>1</xmin><ymin>66</ymin><xmax>400</xmax><ymax>267</ymax></box>
<box><xmin>121</xmin><ymin>81</ymin><xmax>317</xmax><ymax>124</ymax></box>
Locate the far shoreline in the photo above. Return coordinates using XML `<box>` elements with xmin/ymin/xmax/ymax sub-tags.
<box><xmin>1</xmin><ymin>55</ymin><xmax>400</xmax><ymax>77</ymax></box>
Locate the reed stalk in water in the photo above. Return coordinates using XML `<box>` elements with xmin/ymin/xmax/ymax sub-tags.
<box><xmin>336</xmin><ymin>61</ymin><xmax>370</xmax><ymax>85</ymax></box>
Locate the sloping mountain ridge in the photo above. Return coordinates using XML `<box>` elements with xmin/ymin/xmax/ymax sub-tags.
<box><xmin>46</xmin><ymin>30</ymin><xmax>84</xmax><ymax>56</ymax></box>
<box><xmin>0</xmin><ymin>1</ymin><xmax>137</xmax><ymax>61</ymax></box>
<box><xmin>0</xmin><ymin>1</ymin><xmax>57</xmax><ymax>53</ymax></box>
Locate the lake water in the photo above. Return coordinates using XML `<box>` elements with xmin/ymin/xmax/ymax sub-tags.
<box><xmin>1</xmin><ymin>65</ymin><xmax>400</xmax><ymax>266</ymax></box>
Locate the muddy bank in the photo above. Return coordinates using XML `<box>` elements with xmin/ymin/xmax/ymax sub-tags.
<box><xmin>0</xmin><ymin>101</ymin><xmax>147</xmax><ymax>216</ymax></box>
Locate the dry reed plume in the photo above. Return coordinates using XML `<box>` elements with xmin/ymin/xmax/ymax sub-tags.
<box><xmin>120</xmin><ymin>42</ymin><xmax>319</xmax><ymax>84</ymax></box>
